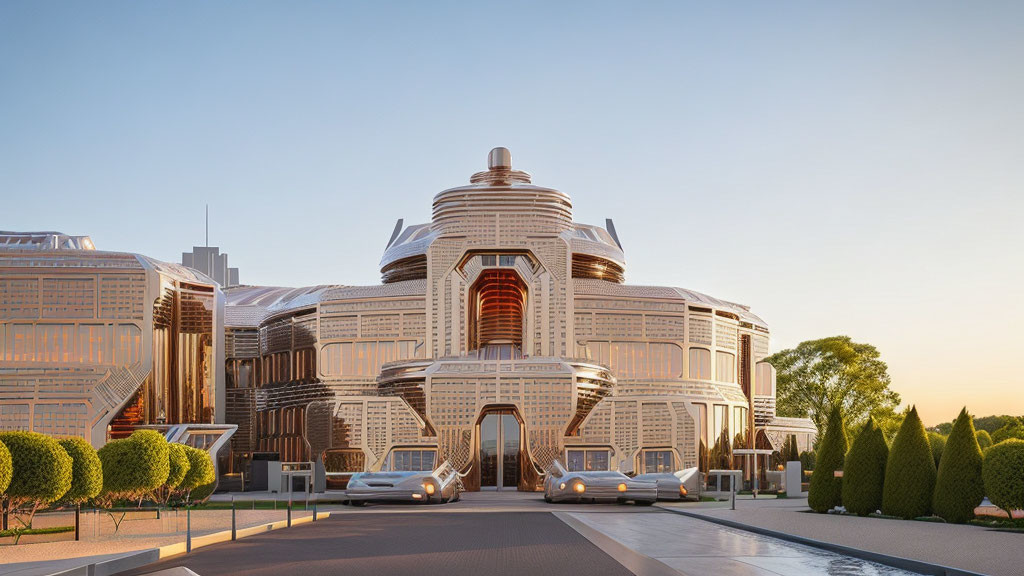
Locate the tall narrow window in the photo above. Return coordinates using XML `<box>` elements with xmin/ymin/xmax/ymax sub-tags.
<box><xmin>716</xmin><ymin>351</ymin><xmax>735</xmax><ymax>383</ymax></box>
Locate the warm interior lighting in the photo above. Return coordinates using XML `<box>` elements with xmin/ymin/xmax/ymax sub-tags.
<box><xmin>469</xmin><ymin>269</ymin><xmax>527</xmax><ymax>350</ymax></box>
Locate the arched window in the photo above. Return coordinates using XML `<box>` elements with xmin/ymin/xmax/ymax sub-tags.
<box><xmin>689</xmin><ymin>347</ymin><xmax>711</xmax><ymax>379</ymax></box>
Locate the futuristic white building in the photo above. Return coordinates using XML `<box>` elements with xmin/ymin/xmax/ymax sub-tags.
<box><xmin>222</xmin><ymin>148</ymin><xmax>816</xmax><ymax>491</ymax></box>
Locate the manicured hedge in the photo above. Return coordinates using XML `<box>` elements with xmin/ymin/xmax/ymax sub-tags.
<box><xmin>933</xmin><ymin>408</ymin><xmax>984</xmax><ymax>523</ymax></box>
<box><xmin>991</xmin><ymin>423</ymin><xmax>1024</xmax><ymax>445</ymax></box>
<box><xmin>982</xmin><ymin>439</ymin><xmax>1024</xmax><ymax>518</ymax></box>
<box><xmin>58</xmin><ymin>438</ymin><xmax>103</xmax><ymax>504</ymax></box>
<box><xmin>0</xmin><ymin>438</ymin><xmax>11</xmax><ymax>495</ymax></box>
<box><xmin>0</xmin><ymin>431</ymin><xmax>72</xmax><ymax>509</ymax></box>
<box><xmin>976</xmin><ymin>430</ymin><xmax>993</xmax><ymax>451</ymax></box>
<box><xmin>882</xmin><ymin>406</ymin><xmax>936</xmax><ymax>519</ymax></box>
<box><xmin>166</xmin><ymin>443</ymin><xmax>191</xmax><ymax>490</ymax></box>
<box><xmin>842</xmin><ymin>418</ymin><xmax>888</xmax><ymax>516</ymax></box>
<box><xmin>809</xmin><ymin>406</ymin><xmax>847</xmax><ymax>512</ymax></box>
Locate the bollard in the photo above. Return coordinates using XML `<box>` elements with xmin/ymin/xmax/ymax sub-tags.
<box><xmin>186</xmin><ymin>505</ymin><xmax>192</xmax><ymax>553</ymax></box>
<box><xmin>730</xmin><ymin>477</ymin><xmax>736</xmax><ymax>511</ymax></box>
<box><xmin>312</xmin><ymin>496</ymin><xmax>317</xmax><ymax>522</ymax></box>
<box><xmin>231</xmin><ymin>496</ymin><xmax>237</xmax><ymax>541</ymax></box>
<box><xmin>2</xmin><ymin>497</ymin><xmax>7</xmax><ymax>531</ymax></box>
<box><xmin>75</xmin><ymin>504</ymin><xmax>81</xmax><ymax>541</ymax></box>
<box><xmin>287</xmin><ymin>498</ymin><xmax>292</xmax><ymax>527</ymax></box>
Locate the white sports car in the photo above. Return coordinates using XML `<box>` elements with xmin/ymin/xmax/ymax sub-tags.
<box><xmin>346</xmin><ymin>460</ymin><xmax>460</xmax><ymax>505</ymax></box>
<box><xmin>543</xmin><ymin>460</ymin><xmax>657</xmax><ymax>505</ymax></box>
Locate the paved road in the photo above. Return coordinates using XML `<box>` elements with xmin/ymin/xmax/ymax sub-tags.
<box><xmin>115</xmin><ymin>512</ymin><xmax>635</xmax><ymax>576</ymax></box>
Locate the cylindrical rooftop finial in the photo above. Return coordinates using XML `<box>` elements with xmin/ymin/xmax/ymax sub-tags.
<box><xmin>488</xmin><ymin>147</ymin><xmax>511</xmax><ymax>170</ymax></box>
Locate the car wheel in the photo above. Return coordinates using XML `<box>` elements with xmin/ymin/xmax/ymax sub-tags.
<box><xmin>544</xmin><ymin>495</ymin><xmax>552</xmax><ymax>503</ymax></box>
<box><xmin>350</xmin><ymin>500</ymin><xmax>367</xmax><ymax>507</ymax></box>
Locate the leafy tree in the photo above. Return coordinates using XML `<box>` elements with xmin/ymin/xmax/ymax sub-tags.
<box><xmin>58</xmin><ymin>438</ymin><xmax>103</xmax><ymax>504</ymax></box>
<box><xmin>982</xmin><ymin>439</ymin><xmax>1024</xmax><ymax>518</ymax></box>
<box><xmin>927</xmin><ymin>431</ymin><xmax>946</xmax><ymax>468</ymax></box>
<box><xmin>976</xmin><ymin>430</ymin><xmax>993</xmax><ymax>450</ymax></box>
<box><xmin>0</xmin><ymin>431</ymin><xmax>72</xmax><ymax>527</ymax></box>
<box><xmin>179</xmin><ymin>446</ymin><xmax>215</xmax><ymax>502</ymax></box>
<box><xmin>873</xmin><ymin>405</ymin><xmax>909</xmax><ymax>443</ymax></box>
<box><xmin>808</xmin><ymin>406</ymin><xmax>847</xmax><ymax>512</ymax></box>
<box><xmin>842</xmin><ymin>418</ymin><xmax>888</xmax><ymax>516</ymax></box>
<box><xmin>882</xmin><ymin>406</ymin><xmax>936</xmax><ymax>519</ymax></box>
<box><xmin>991</xmin><ymin>422</ymin><xmax>1024</xmax><ymax>445</ymax></box>
<box><xmin>765</xmin><ymin>336</ymin><xmax>900</xmax><ymax>438</ymax></box>
<box><xmin>969</xmin><ymin>415</ymin><xmax>1019</xmax><ymax>435</ymax></box>
<box><xmin>97</xmin><ymin>430</ymin><xmax>170</xmax><ymax>503</ymax></box>
<box><xmin>0</xmin><ymin>438</ymin><xmax>10</xmax><ymax>496</ymax></box>
<box><xmin>932</xmin><ymin>408</ymin><xmax>984</xmax><ymax>523</ymax></box>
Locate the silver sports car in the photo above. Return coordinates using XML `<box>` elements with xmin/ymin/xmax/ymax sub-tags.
<box><xmin>633</xmin><ymin>467</ymin><xmax>699</xmax><ymax>501</ymax></box>
<box><xmin>543</xmin><ymin>460</ymin><xmax>657</xmax><ymax>505</ymax></box>
<box><xmin>346</xmin><ymin>460</ymin><xmax>460</xmax><ymax>505</ymax></box>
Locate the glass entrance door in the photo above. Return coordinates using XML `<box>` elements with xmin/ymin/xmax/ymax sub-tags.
<box><xmin>479</xmin><ymin>411</ymin><xmax>521</xmax><ymax>490</ymax></box>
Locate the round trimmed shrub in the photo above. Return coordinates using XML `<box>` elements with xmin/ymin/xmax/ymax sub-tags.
<box><xmin>58</xmin><ymin>437</ymin><xmax>103</xmax><ymax>504</ymax></box>
<box><xmin>0</xmin><ymin>439</ymin><xmax>11</xmax><ymax>495</ymax></box>
<box><xmin>991</xmin><ymin>423</ymin><xmax>1024</xmax><ymax>445</ymax></box>
<box><xmin>983</xmin><ymin>439</ymin><xmax>1024</xmax><ymax>518</ymax></box>
<box><xmin>98</xmin><ymin>430</ymin><xmax>170</xmax><ymax>501</ymax></box>
<box><xmin>809</xmin><ymin>406</ymin><xmax>847</xmax><ymax>512</ymax></box>
<box><xmin>933</xmin><ymin>408</ymin><xmax>984</xmax><ymax>523</ymax></box>
<box><xmin>882</xmin><ymin>406</ymin><xmax>936</xmax><ymax>519</ymax></box>
<box><xmin>842</xmin><ymin>418</ymin><xmax>888</xmax><ymax>516</ymax></box>
<box><xmin>0</xmin><ymin>431</ymin><xmax>72</xmax><ymax>508</ymax></box>
<box><xmin>976</xmin><ymin>430</ymin><xmax>993</xmax><ymax>451</ymax></box>
<box><xmin>166</xmin><ymin>443</ymin><xmax>190</xmax><ymax>490</ymax></box>
<box><xmin>928</xmin><ymin>431</ymin><xmax>946</xmax><ymax>468</ymax></box>
<box><xmin>179</xmin><ymin>446</ymin><xmax>215</xmax><ymax>501</ymax></box>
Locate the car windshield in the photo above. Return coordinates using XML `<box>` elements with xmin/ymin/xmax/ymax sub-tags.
<box><xmin>578</xmin><ymin>472</ymin><xmax>624</xmax><ymax>479</ymax></box>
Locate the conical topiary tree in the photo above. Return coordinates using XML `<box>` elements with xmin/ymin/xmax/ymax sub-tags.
<box><xmin>927</xmin><ymin>431</ymin><xmax>946</xmax><ymax>468</ymax></box>
<box><xmin>842</xmin><ymin>417</ymin><xmax>888</xmax><ymax>516</ymax></box>
<box><xmin>882</xmin><ymin>406</ymin><xmax>936</xmax><ymax>519</ymax></box>
<box><xmin>933</xmin><ymin>408</ymin><xmax>984</xmax><ymax>523</ymax></box>
<box><xmin>808</xmin><ymin>405</ymin><xmax>847</xmax><ymax>512</ymax></box>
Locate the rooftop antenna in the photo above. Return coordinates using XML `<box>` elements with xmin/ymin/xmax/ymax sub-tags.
<box><xmin>205</xmin><ymin>204</ymin><xmax>209</xmax><ymax>247</ymax></box>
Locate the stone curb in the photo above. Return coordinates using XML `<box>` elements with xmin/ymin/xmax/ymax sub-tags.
<box><xmin>657</xmin><ymin>506</ymin><xmax>986</xmax><ymax>576</ymax></box>
<box><xmin>46</xmin><ymin>511</ymin><xmax>330</xmax><ymax>576</ymax></box>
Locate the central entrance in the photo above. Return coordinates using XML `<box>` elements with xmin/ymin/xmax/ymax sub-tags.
<box><xmin>478</xmin><ymin>409</ymin><xmax>521</xmax><ymax>490</ymax></box>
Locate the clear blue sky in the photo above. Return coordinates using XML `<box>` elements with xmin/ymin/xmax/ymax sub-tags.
<box><xmin>2</xmin><ymin>2</ymin><xmax>1022</xmax><ymax>425</ymax></box>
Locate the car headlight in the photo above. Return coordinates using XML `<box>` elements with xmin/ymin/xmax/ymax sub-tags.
<box><xmin>424</xmin><ymin>482</ymin><xmax>436</xmax><ymax>495</ymax></box>
<box><xmin>573</xmin><ymin>482</ymin><xmax>586</xmax><ymax>494</ymax></box>
<box><xmin>617</xmin><ymin>483</ymin><xmax>627</xmax><ymax>492</ymax></box>
<box><xmin>559</xmin><ymin>482</ymin><xmax>566</xmax><ymax>490</ymax></box>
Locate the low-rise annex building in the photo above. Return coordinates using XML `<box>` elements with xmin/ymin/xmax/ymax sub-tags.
<box><xmin>0</xmin><ymin>231</ymin><xmax>233</xmax><ymax>458</ymax></box>
<box><xmin>222</xmin><ymin>148</ymin><xmax>816</xmax><ymax>491</ymax></box>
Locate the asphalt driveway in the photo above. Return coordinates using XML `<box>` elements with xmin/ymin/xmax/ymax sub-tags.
<box><xmin>115</xmin><ymin>511</ymin><xmax>634</xmax><ymax>576</ymax></box>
